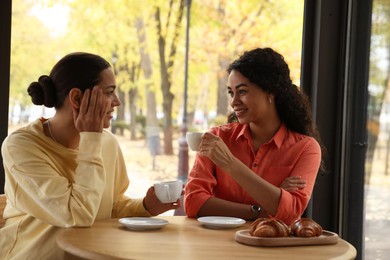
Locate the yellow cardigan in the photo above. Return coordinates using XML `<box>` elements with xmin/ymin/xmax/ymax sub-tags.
<box><xmin>0</xmin><ymin>119</ymin><xmax>150</xmax><ymax>259</ymax></box>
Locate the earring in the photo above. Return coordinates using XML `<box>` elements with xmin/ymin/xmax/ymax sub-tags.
<box><xmin>268</xmin><ymin>97</ymin><xmax>272</xmax><ymax>103</ymax></box>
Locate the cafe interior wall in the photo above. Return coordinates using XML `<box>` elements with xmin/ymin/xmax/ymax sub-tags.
<box><xmin>0</xmin><ymin>0</ymin><xmax>373</xmax><ymax>259</ymax></box>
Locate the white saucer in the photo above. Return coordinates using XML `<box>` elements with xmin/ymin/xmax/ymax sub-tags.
<box><xmin>119</xmin><ymin>217</ymin><xmax>169</xmax><ymax>231</ymax></box>
<box><xmin>197</xmin><ymin>216</ymin><xmax>246</xmax><ymax>229</ymax></box>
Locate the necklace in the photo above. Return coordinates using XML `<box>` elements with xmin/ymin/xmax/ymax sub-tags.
<box><xmin>45</xmin><ymin>119</ymin><xmax>79</xmax><ymax>150</ymax></box>
<box><xmin>46</xmin><ymin>119</ymin><xmax>58</xmax><ymax>143</ymax></box>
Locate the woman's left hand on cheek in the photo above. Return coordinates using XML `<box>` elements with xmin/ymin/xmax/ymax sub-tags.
<box><xmin>74</xmin><ymin>86</ymin><xmax>110</xmax><ymax>133</ymax></box>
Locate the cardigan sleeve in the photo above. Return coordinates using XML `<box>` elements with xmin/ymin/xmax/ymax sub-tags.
<box><xmin>2</xmin><ymin>132</ymin><xmax>106</xmax><ymax>227</ymax></box>
<box><xmin>110</xmin><ymin>142</ymin><xmax>151</xmax><ymax>218</ymax></box>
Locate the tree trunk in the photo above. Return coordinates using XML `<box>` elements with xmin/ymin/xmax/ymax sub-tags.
<box><xmin>216</xmin><ymin>56</ymin><xmax>230</xmax><ymax>116</ymax></box>
<box><xmin>136</xmin><ymin>17</ymin><xmax>159</xmax><ymax>128</ymax></box>
<box><xmin>128</xmin><ymin>88</ymin><xmax>138</xmax><ymax>140</ymax></box>
<box><xmin>154</xmin><ymin>1</ymin><xmax>185</xmax><ymax>155</ymax></box>
<box><xmin>117</xmin><ymin>88</ymin><xmax>126</xmax><ymax>136</ymax></box>
<box><xmin>162</xmin><ymin>77</ymin><xmax>174</xmax><ymax>154</ymax></box>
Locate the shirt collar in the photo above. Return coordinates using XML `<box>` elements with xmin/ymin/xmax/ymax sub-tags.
<box><xmin>272</xmin><ymin>123</ymin><xmax>287</xmax><ymax>148</ymax></box>
<box><xmin>237</xmin><ymin>123</ymin><xmax>287</xmax><ymax>149</ymax></box>
<box><xmin>237</xmin><ymin>124</ymin><xmax>250</xmax><ymax>140</ymax></box>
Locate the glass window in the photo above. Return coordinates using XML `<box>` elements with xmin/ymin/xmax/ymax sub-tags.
<box><xmin>9</xmin><ymin>0</ymin><xmax>304</xmax><ymax>212</ymax></box>
<box><xmin>365</xmin><ymin>0</ymin><xmax>390</xmax><ymax>258</ymax></box>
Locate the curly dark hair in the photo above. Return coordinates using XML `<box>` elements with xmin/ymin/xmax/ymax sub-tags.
<box><xmin>227</xmin><ymin>47</ymin><xmax>325</xmax><ymax>162</ymax></box>
<box><xmin>27</xmin><ymin>52</ymin><xmax>111</xmax><ymax>109</ymax></box>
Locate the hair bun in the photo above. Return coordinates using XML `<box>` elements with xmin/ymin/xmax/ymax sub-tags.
<box><xmin>27</xmin><ymin>75</ymin><xmax>56</xmax><ymax>107</ymax></box>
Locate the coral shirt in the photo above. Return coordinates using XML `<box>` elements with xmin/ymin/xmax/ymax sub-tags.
<box><xmin>184</xmin><ymin>123</ymin><xmax>321</xmax><ymax>225</ymax></box>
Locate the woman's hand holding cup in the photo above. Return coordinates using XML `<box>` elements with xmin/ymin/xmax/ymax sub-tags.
<box><xmin>143</xmin><ymin>180</ymin><xmax>184</xmax><ymax>216</ymax></box>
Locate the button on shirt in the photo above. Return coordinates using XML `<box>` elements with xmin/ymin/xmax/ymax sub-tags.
<box><xmin>184</xmin><ymin>123</ymin><xmax>321</xmax><ymax>225</ymax></box>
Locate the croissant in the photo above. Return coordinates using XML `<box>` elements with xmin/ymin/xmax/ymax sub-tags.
<box><xmin>249</xmin><ymin>218</ymin><xmax>290</xmax><ymax>238</ymax></box>
<box><xmin>291</xmin><ymin>218</ymin><xmax>323</xmax><ymax>237</ymax></box>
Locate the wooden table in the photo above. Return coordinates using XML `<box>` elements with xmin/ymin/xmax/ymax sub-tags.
<box><xmin>56</xmin><ymin>216</ymin><xmax>357</xmax><ymax>260</ymax></box>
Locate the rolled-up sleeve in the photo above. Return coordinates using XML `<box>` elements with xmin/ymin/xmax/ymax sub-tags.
<box><xmin>272</xmin><ymin>138</ymin><xmax>321</xmax><ymax>224</ymax></box>
<box><xmin>184</xmin><ymin>154</ymin><xmax>216</xmax><ymax>217</ymax></box>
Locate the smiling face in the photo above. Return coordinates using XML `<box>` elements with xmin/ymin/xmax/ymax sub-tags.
<box><xmin>227</xmin><ymin>70</ymin><xmax>277</xmax><ymax>127</ymax></box>
<box><xmin>96</xmin><ymin>68</ymin><xmax>121</xmax><ymax>128</ymax></box>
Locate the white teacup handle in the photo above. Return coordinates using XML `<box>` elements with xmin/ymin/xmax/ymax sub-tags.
<box><xmin>164</xmin><ymin>184</ymin><xmax>171</xmax><ymax>201</ymax></box>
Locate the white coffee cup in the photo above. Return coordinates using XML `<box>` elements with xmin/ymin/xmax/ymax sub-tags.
<box><xmin>154</xmin><ymin>180</ymin><xmax>183</xmax><ymax>203</ymax></box>
<box><xmin>186</xmin><ymin>132</ymin><xmax>204</xmax><ymax>151</ymax></box>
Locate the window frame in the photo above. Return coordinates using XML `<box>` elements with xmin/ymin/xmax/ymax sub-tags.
<box><xmin>0</xmin><ymin>1</ymin><xmax>372</xmax><ymax>258</ymax></box>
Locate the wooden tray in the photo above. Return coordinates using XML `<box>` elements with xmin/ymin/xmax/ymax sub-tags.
<box><xmin>235</xmin><ymin>229</ymin><xmax>339</xmax><ymax>247</ymax></box>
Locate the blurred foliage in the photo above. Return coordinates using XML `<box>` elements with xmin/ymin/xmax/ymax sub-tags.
<box><xmin>10</xmin><ymin>0</ymin><xmax>305</xmax><ymax>137</ymax></box>
<box><xmin>209</xmin><ymin>115</ymin><xmax>229</xmax><ymax>128</ymax></box>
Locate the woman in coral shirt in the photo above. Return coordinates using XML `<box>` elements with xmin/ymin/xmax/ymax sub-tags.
<box><xmin>184</xmin><ymin>47</ymin><xmax>323</xmax><ymax>225</ymax></box>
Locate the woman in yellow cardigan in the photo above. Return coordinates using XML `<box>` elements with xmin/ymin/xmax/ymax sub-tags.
<box><xmin>0</xmin><ymin>52</ymin><xmax>179</xmax><ymax>259</ymax></box>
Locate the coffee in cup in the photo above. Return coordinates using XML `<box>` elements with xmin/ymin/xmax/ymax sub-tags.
<box><xmin>186</xmin><ymin>132</ymin><xmax>204</xmax><ymax>151</ymax></box>
<box><xmin>154</xmin><ymin>180</ymin><xmax>183</xmax><ymax>203</ymax></box>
